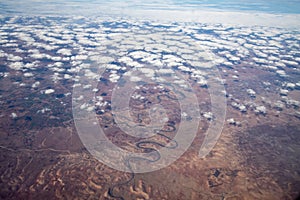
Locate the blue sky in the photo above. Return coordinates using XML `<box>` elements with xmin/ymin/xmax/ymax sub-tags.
<box><xmin>1</xmin><ymin>0</ymin><xmax>300</xmax><ymax>15</ymax></box>
<box><xmin>0</xmin><ymin>0</ymin><xmax>299</xmax><ymax>28</ymax></box>
<box><xmin>171</xmin><ymin>0</ymin><xmax>300</xmax><ymax>14</ymax></box>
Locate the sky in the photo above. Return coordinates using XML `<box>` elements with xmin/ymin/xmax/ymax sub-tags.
<box><xmin>0</xmin><ymin>1</ymin><xmax>299</xmax><ymax>28</ymax></box>
<box><xmin>1</xmin><ymin>0</ymin><xmax>300</xmax><ymax>15</ymax></box>
<box><xmin>171</xmin><ymin>0</ymin><xmax>300</xmax><ymax>14</ymax></box>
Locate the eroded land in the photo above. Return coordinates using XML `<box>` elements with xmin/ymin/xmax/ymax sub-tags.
<box><xmin>0</xmin><ymin>16</ymin><xmax>300</xmax><ymax>199</ymax></box>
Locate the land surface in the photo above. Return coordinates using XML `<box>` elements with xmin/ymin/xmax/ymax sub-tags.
<box><xmin>0</xmin><ymin>16</ymin><xmax>299</xmax><ymax>200</ymax></box>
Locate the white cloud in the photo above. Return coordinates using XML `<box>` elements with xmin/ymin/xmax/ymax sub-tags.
<box><xmin>37</xmin><ymin>108</ymin><xmax>51</xmax><ymax>114</ymax></box>
<box><xmin>64</xmin><ymin>74</ymin><xmax>72</xmax><ymax>79</ymax></box>
<box><xmin>231</xmin><ymin>101</ymin><xmax>247</xmax><ymax>112</ymax></box>
<box><xmin>57</xmin><ymin>48</ymin><xmax>72</xmax><ymax>56</ymax></box>
<box><xmin>156</xmin><ymin>68</ymin><xmax>174</xmax><ymax>75</ymax></box>
<box><xmin>281</xmin><ymin>60</ymin><xmax>298</xmax><ymax>66</ymax></box>
<box><xmin>9</xmin><ymin>62</ymin><xmax>24</xmax><ymax>70</ymax></box>
<box><xmin>44</xmin><ymin>89</ymin><xmax>55</xmax><ymax>94</ymax></box>
<box><xmin>84</xmin><ymin>69</ymin><xmax>98</xmax><ymax>80</ymax></box>
<box><xmin>32</xmin><ymin>81</ymin><xmax>40</xmax><ymax>88</ymax></box>
<box><xmin>246</xmin><ymin>89</ymin><xmax>256</xmax><ymax>97</ymax></box>
<box><xmin>254</xmin><ymin>105</ymin><xmax>266</xmax><ymax>114</ymax></box>
<box><xmin>7</xmin><ymin>54</ymin><xmax>23</xmax><ymax>61</ymax></box>
<box><xmin>109</xmin><ymin>73</ymin><xmax>120</xmax><ymax>83</ymax></box>
<box><xmin>72</xmin><ymin>54</ymin><xmax>88</xmax><ymax>60</ymax></box>
<box><xmin>106</xmin><ymin>64</ymin><xmax>121</xmax><ymax>70</ymax></box>
<box><xmin>130</xmin><ymin>76</ymin><xmax>142</xmax><ymax>82</ymax></box>
<box><xmin>138</xmin><ymin>68</ymin><xmax>155</xmax><ymax>78</ymax></box>
<box><xmin>227</xmin><ymin>118</ymin><xmax>241</xmax><ymax>126</ymax></box>
<box><xmin>286</xmin><ymin>99</ymin><xmax>300</xmax><ymax>107</ymax></box>
<box><xmin>10</xmin><ymin>113</ymin><xmax>17</xmax><ymax>119</ymax></box>
<box><xmin>276</xmin><ymin>70</ymin><xmax>287</xmax><ymax>77</ymax></box>
<box><xmin>23</xmin><ymin>72</ymin><xmax>34</xmax><ymax>77</ymax></box>
<box><xmin>273</xmin><ymin>101</ymin><xmax>284</xmax><ymax>110</ymax></box>
<box><xmin>283</xmin><ymin>82</ymin><xmax>296</xmax><ymax>90</ymax></box>
<box><xmin>280</xmin><ymin>89</ymin><xmax>289</xmax><ymax>96</ymax></box>
<box><xmin>203</xmin><ymin>112</ymin><xmax>213</xmax><ymax>120</ymax></box>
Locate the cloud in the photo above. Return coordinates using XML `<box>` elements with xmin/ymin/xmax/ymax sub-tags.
<box><xmin>44</xmin><ymin>89</ymin><xmax>55</xmax><ymax>94</ymax></box>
